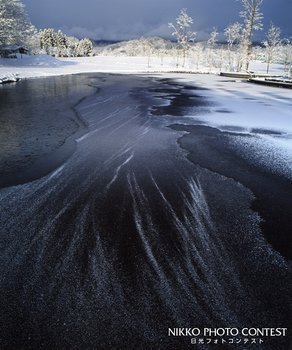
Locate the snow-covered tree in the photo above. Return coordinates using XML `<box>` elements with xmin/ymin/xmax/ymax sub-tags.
<box><xmin>0</xmin><ymin>0</ymin><xmax>35</xmax><ymax>46</ymax></box>
<box><xmin>224</xmin><ymin>22</ymin><xmax>242</xmax><ymax>69</ymax></box>
<box><xmin>39</xmin><ymin>28</ymin><xmax>58</xmax><ymax>54</ymax></box>
<box><xmin>281</xmin><ymin>38</ymin><xmax>292</xmax><ymax>76</ymax></box>
<box><xmin>263</xmin><ymin>22</ymin><xmax>281</xmax><ymax>73</ymax></box>
<box><xmin>65</xmin><ymin>35</ymin><xmax>79</xmax><ymax>57</ymax></box>
<box><xmin>39</xmin><ymin>28</ymin><xmax>85</xmax><ymax>57</ymax></box>
<box><xmin>75</xmin><ymin>38</ymin><xmax>93</xmax><ymax>57</ymax></box>
<box><xmin>191</xmin><ymin>43</ymin><xmax>204</xmax><ymax>70</ymax></box>
<box><xmin>25</xmin><ymin>31</ymin><xmax>41</xmax><ymax>54</ymax></box>
<box><xmin>138</xmin><ymin>37</ymin><xmax>154</xmax><ymax>67</ymax></box>
<box><xmin>157</xmin><ymin>40</ymin><xmax>173</xmax><ymax>66</ymax></box>
<box><xmin>225</xmin><ymin>22</ymin><xmax>242</xmax><ymax>48</ymax></box>
<box><xmin>207</xmin><ymin>28</ymin><xmax>219</xmax><ymax>68</ymax></box>
<box><xmin>208</xmin><ymin>28</ymin><xmax>219</xmax><ymax>48</ymax></box>
<box><xmin>169</xmin><ymin>8</ymin><xmax>196</xmax><ymax>67</ymax></box>
<box><xmin>56</xmin><ymin>30</ymin><xmax>68</xmax><ymax>55</ymax></box>
<box><xmin>239</xmin><ymin>0</ymin><xmax>263</xmax><ymax>70</ymax></box>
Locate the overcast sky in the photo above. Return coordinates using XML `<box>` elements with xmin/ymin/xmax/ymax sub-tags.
<box><xmin>22</xmin><ymin>0</ymin><xmax>291</xmax><ymax>41</ymax></box>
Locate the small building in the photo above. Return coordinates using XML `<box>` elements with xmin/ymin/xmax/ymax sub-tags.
<box><xmin>0</xmin><ymin>45</ymin><xmax>28</xmax><ymax>58</ymax></box>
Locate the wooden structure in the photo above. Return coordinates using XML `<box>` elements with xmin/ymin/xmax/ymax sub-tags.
<box><xmin>0</xmin><ymin>45</ymin><xmax>28</xmax><ymax>58</ymax></box>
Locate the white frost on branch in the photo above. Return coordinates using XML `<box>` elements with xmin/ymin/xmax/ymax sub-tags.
<box><xmin>168</xmin><ymin>8</ymin><xmax>196</xmax><ymax>67</ymax></box>
<box><xmin>239</xmin><ymin>0</ymin><xmax>264</xmax><ymax>70</ymax></box>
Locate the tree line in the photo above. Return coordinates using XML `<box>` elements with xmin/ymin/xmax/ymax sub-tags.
<box><xmin>0</xmin><ymin>0</ymin><xmax>291</xmax><ymax>74</ymax></box>
<box><xmin>0</xmin><ymin>0</ymin><xmax>93</xmax><ymax>57</ymax></box>
<box><xmin>169</xmin><ymin>1</ymin><xmax>291</xmax><ymax>74</ymax></box>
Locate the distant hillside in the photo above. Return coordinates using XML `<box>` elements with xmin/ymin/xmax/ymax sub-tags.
<box><xmin>93</xmin><ymin>40</ymin><xmax>121</xmax><ymax>47</ymax></box>
<box><xmin>94</xmin><ymin>37</ymin><xmax>173</xmax><ymax>56</ymax></box>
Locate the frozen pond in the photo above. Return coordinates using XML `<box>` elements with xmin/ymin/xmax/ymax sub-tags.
<box><xmin>0</xmin><ymin>74</ymin><xmax>291</xmax><ymax>349</ymax></box>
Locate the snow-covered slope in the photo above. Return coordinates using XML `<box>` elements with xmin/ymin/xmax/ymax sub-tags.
<box><xmin>95</xmin><ymin>36</ymin><xmax>173</xmax><ymax>56</ymax></box>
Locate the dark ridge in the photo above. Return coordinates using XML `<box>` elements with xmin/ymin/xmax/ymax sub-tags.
<box><xmin>215</xmin><ymin>109</ymin><xmax>233</xmax><ymax>113</ymax></box>
<box><xmin>251</xmin><ymin>129</ymin><xmax>283</xmax><ymax>135</ymax></box>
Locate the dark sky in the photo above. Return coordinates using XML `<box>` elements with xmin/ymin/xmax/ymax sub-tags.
<box><xmin>22</xmin><ymin>0</ymin><xmax>291</xmax><ymax>41</ymax></box>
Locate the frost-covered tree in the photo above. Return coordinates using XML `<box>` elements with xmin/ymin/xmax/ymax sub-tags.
<box><xmin>239</xmin><ymin>0</ymin><xmax>263</xmax><ymax>70</ymax></box>
<box><xmin>138</xmin><ymin>37</ymin><xmax>154</xmax><ymax>67</ymax></box>
<box><xmin>207</xmin><ymin>28</ymin><xmax>219</xmax><ymax>69</ymax></box>
<box><xmin>263</xmin><ymin>22</ymin><xmax>281</xmax><ymax>73</ymax></box>
<box><xmin>56</xmin><ymin>30</ymin><xmax>68</xmax><ymax>54</ymax></box>
<box><xmin>208</xmin><ymin>28</ymin><xmax>219</xmax><ymax>48</ymax></box>
<box><xmin>65</xmin><ymin>35</ymin><xmax>79</xmax><ymax>57</ymax></box>
<box><xmin>25</xmin><ymin>31</ymin><xmax>41</xmax><ymax>54</ymax></box>
<box><xmin>75</xmin><ymin>38</ymin><xmax>93</xmax><ymax>57</ymax></box>
<box><xmin>39</xmin><ymin>29</ymin><xmax>93</xmax><ymax>57</ymax></box>
<box><xmin>191</xmin><ymin>43</ymin><xmax>204</xmax><ymax>70</ymax></box>
<box><xmin>39</xmin><ymin>28</ymin><xmax>58</xmax><ymax>54</ymax></box>
<box><xmin>158</xmin><ymin>40</ymin><xmax>174</xmax><ymax>66</ymax></box>
<box><xmin>0</xmin><ymin>0</ymin><xmax>35</xmax><ymax>46</ymax></box>
<box><xmin>169</xmin><ymin>8</ymin><xmax>196</xmax><ymax>67</ymax></box>
<box><xmin>224</xmin><ymin>22</ymin><xmax>242</xmax><ymax>69</ymax></box>
<box><xmin>225</xmin><ymin>22</ymin><xmax>242</xmax><ymax>48</ymax></box>
<box><xmin>281</xmin><ymin>38</ymin><xmax>292</xmax><ymax>76</ymax></box>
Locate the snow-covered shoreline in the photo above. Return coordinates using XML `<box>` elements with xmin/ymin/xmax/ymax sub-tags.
<box><xmin>0</xmin><ymin>53</ymin><xmax>286</xmax><ymax>80</ymax></box>
<box><xmin>0</xmin><ymin>54</ymin><xmax>190</xmax><ymax>79</ymax></box>
<box><xmin>0</xmin><ymin>72</ymin><xmax>20</xmax><ymax>84</ymax></box>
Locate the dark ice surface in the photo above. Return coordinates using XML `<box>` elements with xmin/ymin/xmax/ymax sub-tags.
<box><xmin>0</xmin><ymin>74</ymin><xmax>94</xmax><ymax>187</ymax></box>
<box><xmin>0</xmin><ymin>74</ymin><xmax>291</xmax><ymax>350</ymax></box>
<box><xmin>170</xmin><ymin>124</ymin><xmax>292</xmax><ymax>260</ymax></box>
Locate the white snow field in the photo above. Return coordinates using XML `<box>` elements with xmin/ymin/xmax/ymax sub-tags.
<box><xmin>0</xmin><ymin>53</ymin><xmax>286</xmax><ymax>78</ymax></box>
<box><xmin>0</xmin><ymin>54</ymin><xmax>182</xmax><ymax>78</ymax></box>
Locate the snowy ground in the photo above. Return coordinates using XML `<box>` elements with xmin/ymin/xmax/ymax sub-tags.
<box><xmin>0</xmin><ymin>53</ymin><xmax>286</xmax><ymax>78</ymax></box>
<box><xmin>0</xmin><ymin>54</ymin><xmax>182</xmax><ymax>78</ymax></box>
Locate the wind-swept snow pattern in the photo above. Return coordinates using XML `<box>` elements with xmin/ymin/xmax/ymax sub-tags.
<box><xmin>0</xmin><ymin>74</ymin><xmax>291</xmax><ymax>350</ymax></box>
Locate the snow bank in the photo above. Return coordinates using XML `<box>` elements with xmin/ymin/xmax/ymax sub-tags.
<box><xmin>0</xmin><ymin>54</ymin><xmax>76</xmax><ymax>79</ymax></box>
<box><xmin>0</xmin><ymin>73</ymin><xmax>19</xmax><ymax>84</ymax></box>
<box><xmin>0</xmin><ymin>53</ymin><xmax>67</xmax><ymax>67</ymax></box>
